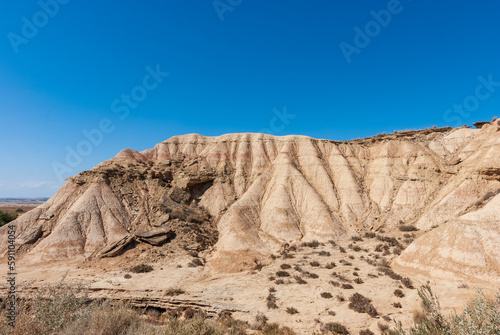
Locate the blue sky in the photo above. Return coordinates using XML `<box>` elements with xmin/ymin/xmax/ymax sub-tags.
<box><xmin>1</xmin><ymin>0</ymin><xmax>499</xmax><ymax>197</ymax></box>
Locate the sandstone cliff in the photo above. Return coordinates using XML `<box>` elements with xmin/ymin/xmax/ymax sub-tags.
<box><xmin>2</xmin><ymin>120</ymin><xmax>499</xmax><ymax>282</ymax></box>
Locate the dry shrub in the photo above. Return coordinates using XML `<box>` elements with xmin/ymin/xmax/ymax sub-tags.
<box><xmin>301</xmin><ymin>240</ymin><xmax>320</xmax><ymax>248</ymax></box>
<box><xmin>399</xmin><ymin>225</ymin><xmax>417</xmax><ymax>232</ymax></box>
<box><xmin>325</xmin><ymin>262</ymin><xmax>336</xmax><ymax>269</ymax></box>
<box><xmin>187</xmin><ymin>258</ymin><xmax>204</xmax><ymax>267</ymax></box>
<box><xmin>294</xmin><ymin>275</ymin><xmax>307</xmax><ymax>284</ymax></box>
<box><xmin>394</xmin><ymin>289</ymin><xmax>405</xmax><ymax>298</ymax></box>
<box><xmin>285</xmin><ymin>307</ymin><xmax>298</xmax><ymax>315</ymax></box>
<box><xmin>59</xmin><ymin>303</ymin><xmax>150</xmax><ymax>335</ymax></box>
<box><xmin>354</xmin><ymin>277</ymin><xmax>364</xmax><ymax>284</ymax></box>
<box><xmin>164</xmin><ymin>287</ymin><xmax>185</xmax><ymax>296</ymax></box>
<box><xmin>259</xmin><ymin>323</ymin><xmax>296</xmax><ymax>335</ymax></box>
<box><xmin>321</xmin><ymin>322</ymin><xmax>349</xmax><ymax>334</ymax></box>
<box><xmin>280</xmin><ymin>264</ymin><xmax>291</xmax><ymax>270</ymax></box>
<box><xmin>320</xmin><ymin>292</ymin><xmax>333</xmax><ymax>299</ymax></box>
<box><xmin>378</xmin><ymin>322</ymin><xmax>389</xmax><ymax>332</ymax></box>
<box><xmin>252</xmin><ymin>312</ymin><xmax>268</xmax><ymax>330</ymax></box>
<box><xmin>266</xmin><ymin>293</ymin><xmax>278</xmax><ymax>309</ymax></box>
<box><xmin>359</xmin><ymin>329</ymin><xmax>375</xmax><ymax>335</ymax></box>
<box><xmin>348</xmin><ymin>293</ymin><xmax>378</xmax><ymax>317</ymax></box>
<box><xmin>129</xmin><ymin>263</ymin><xmax>153</xmax><ymax>273</ymax></box>
<box><xmin>341</xmin><ymin>284</ymin><xmax>354</xmax><ymax>289</ymax></box>
<box><xmin>330</xmin><ymin>280</ymin><xmax>340</xmax><ymax>287</ymax></box>
<box><xmin>310</xmin><ymin>261</ymin><xmax>320</xmax><ymax>267</ymax></box>
<box><xmin>276</xmin><ymin>271</ymin><xmax>290</xmax><ymax>277</ymax></box>
<box><xmin>401</xmin><ymin>277</ymin><xmax>414</xmax><ymax>289</ymax></box>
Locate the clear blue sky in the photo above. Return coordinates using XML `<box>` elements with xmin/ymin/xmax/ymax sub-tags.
<box><xmin>1</xmin><ymin>0</ymin><xmax>499</xmax><ymax>197</ymax></box>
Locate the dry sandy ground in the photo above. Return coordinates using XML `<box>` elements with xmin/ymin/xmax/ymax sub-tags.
<box><xmin>1</xmin><ymin>233</ymin><xmax>494</xmax><ymax>334</ymax></box>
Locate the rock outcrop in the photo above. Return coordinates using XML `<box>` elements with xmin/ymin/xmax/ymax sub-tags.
<box><xmin>1</xmin><ymin>120</ymin><xmax>500</xmax><ymax>281</ymax></box>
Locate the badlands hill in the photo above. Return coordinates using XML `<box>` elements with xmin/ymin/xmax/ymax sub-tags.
<box><xmin>2</xmin><ymin>120</ymin><xmax>499</xmax><ymax>284</ymax></box>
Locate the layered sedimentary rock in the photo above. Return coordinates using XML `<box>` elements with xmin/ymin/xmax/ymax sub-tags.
<box><xmin>1</xmin><ymin>120</ymin><xmax>499</xmax><ymax>281</ymax></box>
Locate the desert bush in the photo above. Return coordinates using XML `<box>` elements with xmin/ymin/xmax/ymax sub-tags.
<box><xmin>399</xmin><ymin>225</ymin><xmax>417</xmax><ymax>232</ymax></box>
<box><xmin>294</xmin><ymin>275</ymin><xmax>307</xmax><ymax>284</ymax></box>
<box><xmin>457</xmin><ymin>283</ymin><xmax>468</xmax><ymax>289</ymax></box>
<box><xmin>301</xmin><ymin>240</ymin><xmax>320</xmax><ymax>248</ymax></box>
<box><xmin>325</xmin><ymin>262</ymin><xmax>336</xmax><ymax>269</ymax></box>
<box><xmin>275</xmin><ymin>279</ymin><xmax>285</xmax><ymax>285</ymax></box>
<box><xmin>320</xmin><ymin>292</ymin><xmax>333</xmax><ymax>299</ymax></box>
<box><xmin>252</xmin><ymin>312</ymin><xmax>269</xmax><ymax>330</ymax></box>
<box><xmin>321</xmin><ymin>322</ymin><xmax>349</xmax><ymax>334</ymax></box>
<box><xmin>394</xmin><ymin>289</ymin><xmax>405</xmax><ymax>298</ymax></box>
<box><xmin>328</xmin><ymin>310</ymin><xmax>336</xmax><ymax>316</ymax></box>
<box><xmin>280</xmin><ymin>264</ymin><xmax>291</xmax><ymax>270</ymax></box>
<box><xmin>129</xmin><ymin>264</ymin><xmax>154</xmax><ymax>273</ymax></box>
<box><xmin>285</xmin><ymin>307</ymin><xmax>299</xmax><ymax>315</ymax></box>
<box><xmin>276</xmin><ymin>271</ymin><xmax>290</xmax><ymax>277</ymax></box>
<box><xmin>305</xmin><ymin>272</ymin><xmax>319</xmax><ymax>279</ymax></box>
<box><xmin>336</xmin><ymin>294</ymin><xmax>345</xmax><ymax>302</ymax></box>
<box><xmin>377</xmin><ymin>235</ymin><xmax>402</xmax><ymax>248</ymax></box>
<box><xmin>164</xmin><ymin>287</ymin><xmax>185</xmax><ymax>296</ymax></box>
<box><xmin>393</xmin><ymin>302</ymin><xmax>402</xmax><ymax>308</ymax></box>
<box><xmin>341</xmin><ymin>284</ymin><xmax>354</xmax><ymax>290</ymax></box>
<box><xmin>310</xmin><ymin>261</ymin><xmax>320</xmax><ymax>267</ymax></box>
<box><xmin>266</xmin><ymin>293</ymin><xmax>278</xmax><ymax>309</ymax></box>
<box><xmin>378</xmin><ymin>322</ymin><xmax>390</xmax><ymax>332</ymax></box>
<box><xmin>259</xmin><ymin>323</ymin><xmax>296</xmax><ymax>335</ymax></box>
<box><xmin>401</xmin><ymin>277</ymin><xmax>414</xmax><ymax>289</ymax></box>
<box><xmin>393</xmin><ymin>247</ymin><xmax>404</xmax><ymax>255</ymax></box>
<box><xmin>378</xmin><ymin>267</ymin><xmax>402</xmax><ymax>281</ymax></box>
<box><xmin>359</xmin><ymin>329</ymin><xmax>375</xmax><ymax>335</ymax></box>
<box><xmin>58</xmin><ymin>302</ymin><xmax>151</xmax><ymax>335</ymax></box>
<box><xmin>353</xmin><ymin>271</ymin><xmax>359</xmax><ymax>276</ymax></box>
<box><xmin>351</xmin><ymin>236</ymin><xmax>363</xmax><ymax>242</ymax></box>
<box><xmin>364</xmin><ymin>232</ymin><xmax>376</xmax><ymax>238</ymax></box>
<box><xmin>1</xmin><ymin>282</ymin><xmax>90</xmax><ymax>335</ymax></box>
<box><xmin>318</xmin><ymin>251</ymin><xmax>331</xmax><ymax>256</ymax></box>
<box><xmin>330</xmin><ymin>280</ymin><xmax>340</xmax><ymax>287</ymax></box>
<box><xmin>254</xmin><ymin>261</ymin><xmax>265</xmax><ymax>271</ymax></box>
<box><xmin>348</xmin><ymin>293</ymin><xmax>378</xmax><ymax>317</ymax></box>
<box><xmin>339</xmin><ymin>246</ymin><xmax>346</xmax><ymax>253</ymax></box>
<box><xmin>269</xmin><ymin>287</ymin><xmax>277</xmax><ymax>293</ymax></box>
<box><xmin>187</xmin><ymin>258</ymin><xmax>204</xmax><ymax>267</ymax></box>
<box><xmin>348</xmin><ymin>244</ymin><xmax>362</xmax><ymax>252</ymax></box>
<box><xmin>354</xmin><ymin>277</ymin><xmax>364</xmax><ymax>284</ymax></box>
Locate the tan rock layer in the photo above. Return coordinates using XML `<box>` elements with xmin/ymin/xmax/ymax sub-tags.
<box><xmin>2</xmin><ymin>120</ymin><xmax>500</xmax><ymax>281</ymax></box>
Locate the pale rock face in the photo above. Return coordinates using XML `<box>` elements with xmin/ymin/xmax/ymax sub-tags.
<box><xmin>2</xmin><ymin>121</ymin><xmax>500</xmax><ymax>280</ymax></box>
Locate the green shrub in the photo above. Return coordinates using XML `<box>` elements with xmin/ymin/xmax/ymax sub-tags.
<box><xmin>0</xmin><ymin>210</ymin><xmax>17</xmax><ymax>227</ymax></box>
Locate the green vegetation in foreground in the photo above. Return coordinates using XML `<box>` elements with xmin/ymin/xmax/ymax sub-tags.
<box><xmin>0</xmin><ymin>210</ymin><xmax>17</xmax><ymax>227</ymax></box>
<box><xmin>0</xmin><ymin>281</ymin><xmax>498</xmax><ymax>334</ymax></box>
<box><xmin>393</xmin><ymin>283</ymin><xmax>500</xmax><ymax>335</ymax></box>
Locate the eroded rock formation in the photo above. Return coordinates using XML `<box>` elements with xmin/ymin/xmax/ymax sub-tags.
<box><xmin>2</xmin><ymin>120</ymin><xmax>499</xmax><ymax>281</ymax></box>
